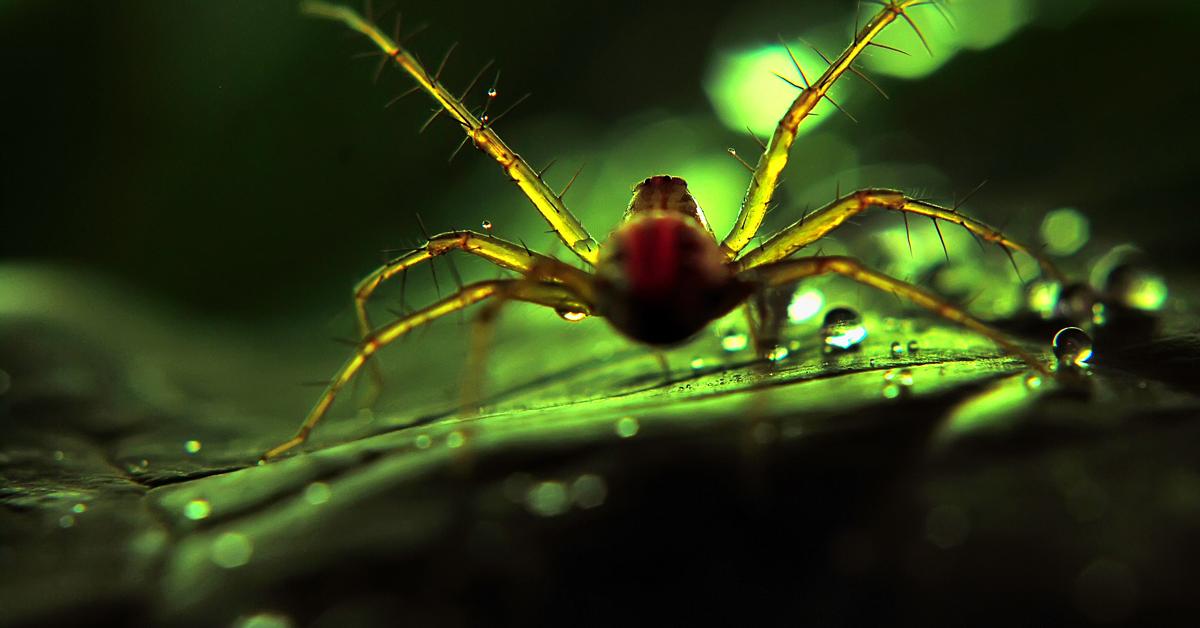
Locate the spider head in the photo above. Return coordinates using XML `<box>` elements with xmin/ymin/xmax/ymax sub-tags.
<box><xmin>622</xmin><ymin>175</ymin><xmax>713</xmax><ymax>234</ymax></box>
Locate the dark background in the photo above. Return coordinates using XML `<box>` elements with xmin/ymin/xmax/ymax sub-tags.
<box><xmin>2</xmin><ymin>0</ymin><xmax>1196</xmax><ymax>324</ymax></box>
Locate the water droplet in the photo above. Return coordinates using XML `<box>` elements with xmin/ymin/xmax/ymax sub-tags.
<box><xmin>572</xmin><ymin>236</ymin><xmax>598</xmax><ymax>254</ymax></box>
<box><xmin>486</xmin><ymin>87</ymin><xmax>498</xmax><ymax>98</ymax></box>
<box><xmin>689</xmin><ymin>357</ymin><xmax>706</xmax><ymax>371</ymax></box>
<box><xmin>525</xmin><ymin>481</ymin><xmax>570</xmax><ymax>517</ymax></box>
<box><xmin>726</xmin><ymin>147</ymin><xmax>737</xmax><ymax>156</ymax></box>
<box><xmin>446</xmin><ymin>431</ymin><xmax>466</xmax><ymax>448</ymax></box>
<box><xmin>184</xmin><ymin>439</ymin><xmax>202</xmax><ymax>454</ymax></box>
<box><xmin>480</xmin><ymin>113</ymin><xmax>490</xmax><ymax>124</ymax></box>
<box><xmin>890</xmin><ymin>341</ymin><xmax>903</xmax><ymax>357</ymax></box>
<box><xmin>897</xmin><ymin>368</ymin><xmax>914</xmax><ymax>387</ymax></box>
<box><xmin>1024</xmin><ymin>373</ymin><xmax>1043</xmax><ymax>390</ymax></box>
<box><xmin>555</xmin><ymin>308</ymin><xmax>588</xmax><ymax>322</ymax></box>
<box><xmin>821</xmin><ymin>307</ymin><xmax>867</xmax><ymax>351</ymax></box>
<box><xmin>615</xmin><ymin>416</ymin><xmax>639</xmax><ymax>438</ymax></box>
<box><xmin>53</xmin><ymin>450</ymin><xmax>65</xmax><ymax>462</ymax></box>
<box><xmin>1105</xmin><ymin>263</ymin><xmax>1168</xmax><ymax>311</ymax></box>
<box><xmin>211</xmin><ymin>532</ymin><xmax>254</xmax><ymax>569</ymax></box>
<box><xmin>481</xmin><ymin>220</ymin><xmax>493</xmax><ymax>232</ymax></box>
<box><xmin>414</xmin><ymin>434</ymin><xmax>432</xmax><ymax>449</ymax></box>
<box><xmin>882</xmin><ymin>383</ymin><xmax>900</xmax><ymax>399</ymax></box>
<box><xmin>303</xmin><ymin>482</ymin><xmax>331</xmax><ymax>506</ymax></box>
<box><xmin>906</xmin><ymin>340</ymin><xmax>919</xmax><ymax>354</ymax></box>
<box><xmin>767</xmin><ymin>346</ymin><xmax>789</xmax><ymax>362</ymax></box>
<box><xmin>569</xmin><ymin>474</ymin><xmax>607</xmax><ymax>509</ymax></box>
<box><xmin>184</xmin><ymin>499</ymin><xmax>212</xmax><ymax>521</ymax></box>
<box><xmin>71</xmin><ymin>503</ymin><xmax>87</xmax><ymax>514</ymax></box>
<box><xmin>1053</xmin><ymin>327</ymin><xmax>1094</xmax><ymax>369</ymax></box>
<box><xmin>720</xmin><ymin>331</ymin><xmax>748</xmax><ymax>353</ymax></box>
<box><xmin>58</xmin><ymin>515</ymin><xmax>75</xmax><ymax>528</ymax></box>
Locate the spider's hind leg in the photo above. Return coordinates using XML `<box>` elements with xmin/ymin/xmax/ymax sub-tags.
<box><xmin>262</xmin><ymin>279</ymin><xmax>592</xmax><ymax>462</ymax></box>
<box><xmin>743</xmin><ymin>256</ymin><xmax>1052</xmax><ymax>375</ymax></box>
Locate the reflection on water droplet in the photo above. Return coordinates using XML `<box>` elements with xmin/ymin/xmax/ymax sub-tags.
<box><xmin>446</xmin><ymin>431</ymin><xmax>466</xmax><ymax>449</ymax></box>
<box><xmin>897</xmin><ymin>368</ymin><xmax>914</xmax><ymax>387</ymax></box>
<box><xmin>1105</xmin><ymin>263</ymin><xmax>1167</xmax><ymax>312</ymax></box>
<box><xmin>821</xmin><ymin>307</ymin><xmax>867</xmax><ymax>351</ymax></box>
<box><xmin>525</xmin><ymin>481</ymin><xmax>570</xmax><ymax>517</ymax></box>
<box><xmin>570</xmin><ymin>474</ymin><xmax>607</xmax><ymax>509</ymax></box>
<box><xmin>767</xmin><ymin>346</ymin><xmax>789</xmax><ymax>362</ymax></box>
<box><xmin>414</xmin><ymin>434</ymin><xmax>432</xmax><ymax>449</ymax></box>
<box><xmin>72</xmin><ymin>503</ymin><xmax>87</xmax><ymax>514</ymax></box>
<box><xmin>481</xmin><ymin>220</ymin><xmax>493</xmax><ymax>232</ymax></box>
<box><xmin>787</xmin><ymin>288</ymin><xmax>825</xmax><ymax>323</ymax></box>
<box><xmin>906</xmin><ymin>340</ymin><xmax>919</xmax><ymax>354</ymax></box>
<box><xmin>185</xmin><ymin>499</ymin><xmax>212</xmax><ymax>521</ymax></box>
<box><xmin>689</xmin><ymin>357</ymin><xmax>706</xmax><ymax>371</ymax></box>
<box><xmin>1091</xmin><ymin>302</ymin><xmax>1107</xmax><ymax>326</ymax></box>
<box><xmin>882</xmin><ymin>383</ymin><xmax>900</xmax><ymax>399</ymax></box>
<box><xmin>184</xmin><ymin>440</ymin><xmax>202</xmax><ymax>454</ymax></box>
<box><xmin>615</xmin><ymin>416</ymin><xmax>639</xmax><ymax>438</ymax></box>
<box><xmin>556</xmin><ymin>308</ymin><xmax>588</xmax><ymax>322</ymax></box>
<box><xmin>726</xmin><ymin>147</ymin><xmax>737</xmax><ymax>156</ymax></box>
<box><xmin>1024</xmin><ymin>374</ymin><xmax>1043</xmax><ymax>390</ymax></box>
<box><xmin>721</xmin><ymin>331</ymin><xmax>748</xmax><ymax>353</ymax></box>
<box><xmin>882</xmin><ymin>368</ymin><xmax>914</xmax><ymax>398</ymax></box>
<box><xmin>1053</xmin><ymin>327</ymin><xmax>1094</xmax><ymax>369</ymax></box>
<box><xmin>211</xmin><ymin>532</ymin><xmax>253</xmax><ymax>569</ymax></box>
<box><xmin>303</xmin><ymin>482</ymin><xmax>331</xmax><ymax>506</ymax></box>
<box><xmin>890</xmin><ymin>341</ymin><xmax>903</xmax><ymax>357</ymax></box>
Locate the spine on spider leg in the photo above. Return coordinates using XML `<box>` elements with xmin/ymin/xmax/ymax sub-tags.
<box><xmin>301</xmin><ymin>1</ymin><xmax>598</xmax><ymax>265</ymax></box>
<box><xmin>723</xmin><ymin>1</ymin><xmax>931</xmax><ymax>257</ymax></box>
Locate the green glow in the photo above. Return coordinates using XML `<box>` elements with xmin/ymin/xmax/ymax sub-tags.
<box><xmin>72</xmin><ymin>503</ymin><xmax>87</xmax><ymax>514</ymax></box>
<box><xmin>865</xmin><ymin>0</ymin><xmax>1034</xmax><ymax>79</ymax></box>
<box><xmin>1124</xmin><ymin>275</ymin><xmax>1168</xmax><ymax>311</ymax></box>
<box><xmin>1040</xmin><ymin>207</ymin><xmax>1090</xmax><ymax>256</ymax></box>
<box><xmin>211</xmin><ymin>532</ymin><xmax>253</xmax><ymax>569</ymax></box>
<box><xmin>184</xmin><ymin>499</ymin><xmax>212</xmax><ymax>521</ymax></box>
<box><xmin>615</xmin><ymin>416</ymin><xmax>640</xmax><ymax>438</ymax></box>
<box><xmin>569</xmin><ymin>474</ymin><xmax>608</xmax><ymax>509</ymax></box>
<box><xmin>184</xmin><ymin>439</ymin><xmax>202</xmax><ymax>454</ymax></box>
<box><xmin>445</xmin><ymin>431</ymin><xmax>466</xmax><ymax>449</ymax></box>
<box><xmin>720</xmin><ymin>332</ymin><xmax>749</xmax><ymax>353</ymax></box>
<box><xmin>234</xmin><ymin>613</ymin><xmax>295</xmax><ymax>628</ymax></box>
<box><xmin>1027</xmin><ymin>280</ymin><xmax>1061</xmax><ymax>319</ymax></box>
<box><xmin>706</xmin><ymin>42</ymin><xmax>837</xmax><ymax>137</ymax></box>
<box><xmin>787</xmin><ymin>289</ymin><xmax>825</xmax><ymax>323</ymax></box>
<box><xmin>526</xmin><ymin>481</ymin><xmax>570</xmax><ymax>517</ymax></box>
<box><xmin>303</xmin><ymin>482</ymin><xmax>331</xmax><ymax>506</ymax></box>
<box><xmin>414</xmin><ymin>434</ymin><xmax>431</xmax><ymax>449</ymax></box>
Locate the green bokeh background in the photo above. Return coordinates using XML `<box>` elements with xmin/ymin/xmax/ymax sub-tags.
<box><xmin>2</xmin><ymin>0</ymin><xmax>1196</xmax><ymax>326</ymax></box>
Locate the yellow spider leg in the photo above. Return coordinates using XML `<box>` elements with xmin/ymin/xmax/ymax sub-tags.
<box><xmin>721</xmin><ymin>0</ymin><xmax>932</xmax><ymax>258</ymax></box>
<box><xmin>734</xmin><ymin>188</ymin><xmax>1065</xmax><ymax>282</ymax></box>
<box><xmin>262</xmin><ymin>279</ymin><xmax>591</xmax><ymax>461</ymax></box>
<box><xmin>302</xmin><ymin>1</ymin><xmax>599</xmax><ymax>265</ymax></box>
<box><xmin>744</xmin><ymin>256</ymin><xmax>1051</xmax><ymax>375</ymax></box>
<box><xmin>353</xmin><ymin>230</ymin><xmax>593</xmax><ymax>343</ymax></box>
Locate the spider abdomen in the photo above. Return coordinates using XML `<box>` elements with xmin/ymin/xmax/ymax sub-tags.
<box><xmin>596</xmin><ymin>212</ymin><xmax>750</xmax><ymax>345</ymax></box>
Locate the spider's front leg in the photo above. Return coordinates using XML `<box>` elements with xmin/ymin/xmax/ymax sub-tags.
<box><xmin>303</xmin><ymin>2</ymin><xmax>599</xmax><ymax>265</ymax></box>
<box><xmin>742</xmin><ymin>256</ymin><xmax>1052</xmax><ymax>375</ymax></box>
<box><xmin>262</xmin><ymin>279</ymin><xmax>592</xmax><ymax>462</ymax></box>
<box><xmin>721</xmin><ymin>0</ymin><xmax>936</xmax><ymax>258</ymax></box>
<box><xmin>734</xmin><ymin>189</ymin><xmax>1065</xmax><ymax>282</ymax></box>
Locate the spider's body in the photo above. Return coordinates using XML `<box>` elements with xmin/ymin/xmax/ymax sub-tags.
<box><xmin>597</xmin><ymin>176</ymin><xmax>750</xmax><ymax>345</ymax></box>
<box><xmin>263</xmin><ymin>1</ymin><xmax>1068</xmax><ymax>461</ymax></box>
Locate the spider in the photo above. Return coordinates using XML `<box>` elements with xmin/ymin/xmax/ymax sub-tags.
<box><xmin>262</xmin><ymin>0</ymin><xmax>1066</xmax><ymax>461</ymax></box>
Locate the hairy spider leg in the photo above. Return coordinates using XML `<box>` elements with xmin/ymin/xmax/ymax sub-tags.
<box><xmin>734</xmin><ymin>189</ymin><xmax>1066</xmax><ymax>282</ymax></box>
<box><xmin>262</xmin><ymin>279</ymin><xmax>592</xmax><ymax>461</ymax></box>
<box><xmin>745</xmin><ymin>256</ymin><xmax>1051</xmax><ymax>375</ymax></box>
<box><xmin>722</xmin><ymin>0</ymin><xmax>935</xmax><ymax>258</ymax></box>
<box><xmin>352</xmin><ymin>231</ymin><xmax>593</xmax><ymax>403</ymax></box>
<box><xmin>302</xmin><ymin>1</ymin><xmax>600</xmax><ymax>265</ymax></box>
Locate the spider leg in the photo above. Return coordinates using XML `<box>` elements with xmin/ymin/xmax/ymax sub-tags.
<box><xmin>742</xmin><ymin>256</ymin><xmax>1052</xmax><ymax>375</ymax></box>
<box><xmin>721</xmin><ymin>0</ymin><xmax>935</xmax><ymax>258</ymax></box>
<box><xmin>734</xmin><ymin>188</ymin><xmax>1065</xmax><ymax>283</ymax></box>
<box><xmin>262</xmin><ymin>279</ymin><xmax>592</xmax><ymax>461</ymax></box>
<box><xmin>303</xmin><ymin>2</ymin><xmax>599</xmax><ymax>265</ymax></box>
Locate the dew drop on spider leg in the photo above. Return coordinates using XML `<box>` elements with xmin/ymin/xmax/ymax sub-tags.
<box><xmin>556</xmin><ymin>308</ymin><xmax>588</xmax><ymax>322</ymax></box>
<box><xmin>1052</xmin><ymin>326</ymin><xmax>1094</xmax><ymax>370</ymax></box>
<box><xmin>481</xmin><ymin>220</ymin><xmax>493</xmax><ymax>233</ymax></box>
<box><xmin>906</xmin><ymin>340</ymin><xmax>919</xmax><ymax>354</ymax></box>
<box><xmin>486</xmin><ymin>87</ymin><xmax>498</xmax><ymax>98</ymax></box>
<box><xmin>821</xmin><ymin>307</ymin><xmax>866</xmax><ymax>352</ymax></box>
<box><xmin>890</xmin><ymin>341</ymin><xmax>903</xmax><ymax>358</ymax></box>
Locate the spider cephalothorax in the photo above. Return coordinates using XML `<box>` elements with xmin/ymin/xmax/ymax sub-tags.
<box><xmin>596</xmin><ymin>176</ymin><xmax>750</xmax><ymax>345</ymax></box>
<box><xmin>263</xmin><ymin>1</ymin><xmax>1066</xmax><ymax>461</ymax></box>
